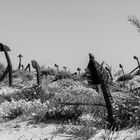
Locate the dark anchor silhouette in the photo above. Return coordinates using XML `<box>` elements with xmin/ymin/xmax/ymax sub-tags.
<box><xmin>18</xmin><ymin>54</ymin><xmax>23</xmax><ymax>70</ymax></box>
<box><xmin>77</xmin><ymin>67</ymin><xmax>81</xmax><ymax>75</ymax></box>
<box><xmin>31</xmin><ymin>60</ymin><xmax>41</xmax><ymax>85</ymax></box>
<box><xmin>129</xmin><ymin>55</ymin><xmax>140</xmax><ymax>74</ymax></box>
<box><xmin>87</xmin><ymin>53</ymin><xmax>117</xmax><ymax>130</ymax></box>
<box><xmin>129</xmin><ymin>66</ymin><xmax>140</xmax><ymax>74</ymax></box>
<box><xmin>24</xmin><ymin>63</ymin><xmax>31</xmax><ymax>72</ymax></box>
<box><xmin>0</xmin><ymin>43</ymin><xmax>13</xmax><ymax>87</ymax></box>
<box><xmin>54</xmin><ymin>64</ymin><xmax>59</xmax><ymax>72</ymax></box>
<box><xmin>63</xmin><ymin>66</ymin><xmax>67</xmax><ymax>71</ymax></box>
<box><xmin>119</xmin><ymin>64</ymin><xmax>124</xmax><ymax>74</ymax></box>
<box><xmin>21</xmin><ymin>64</ymin><xmax>24</xmax><ymax>71</ymax></box>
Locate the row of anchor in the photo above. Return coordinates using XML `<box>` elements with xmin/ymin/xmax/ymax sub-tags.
<box><xmin>0</xmin><ymin>43</ymin><xmax>41</xmax><ymax>87</ymax></box>
<box><xmin>0</xmin><ymin>43</ymin><xmax>140</xmax><ymax>87</ymax></box>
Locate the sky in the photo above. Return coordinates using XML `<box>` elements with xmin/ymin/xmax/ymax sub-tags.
<box><xmin>0</xmin><ymin>0</ymin><xmax>140</xmax><ymax>73</ymax></box>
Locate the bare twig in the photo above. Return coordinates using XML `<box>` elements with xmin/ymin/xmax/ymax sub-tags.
<box><xmin>128</xmin><ymin>16</ymin><xmax>140</xmax><ymax>31</ymax></box>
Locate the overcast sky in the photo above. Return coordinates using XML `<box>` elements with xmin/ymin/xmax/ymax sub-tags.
<box><xmin>0</xmin><ymin>0</ymin><xmax>140</xmax><ymax>73</ymax></box>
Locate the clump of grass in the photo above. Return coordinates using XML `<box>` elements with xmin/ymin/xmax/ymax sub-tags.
<box><xmin>0</xmin><ymin>99</ymin><xmax>26</xmax><ymax>119</ymax></box>
<box><xmin>114</xmin><ymin>96</ymin><xmax>140</xmax><ymax>129</ymax></box>
<box><xmin>100</xmin><ymin>127</ymin><xmax>122</xmax><ymax>140</ymax></box>
<box><xmin>0</xmin><ymin>98</ymin><xmax>83</xmax><ymax>123</ymax></box>
<box><xmin>46</xmin><ymin>79</ymin><xmax>84</xmax><ymax>98</ymax></box>
<box><xmin>47</xmin><ymin>79</ymin><xmax>103</xmax><ymax>114</ymax></box>
<box><xmin>0</xmin><ymin>99</ymin><xmax>50</xmax><ymax>121</ymax></box>
<box><xmin>56</xmin><ymin>119</ymin><xmax>99</xmax><ymax>139</ymax></box>
<box><xmin>0</xmin><ymin>85</ymin><xmax>48</xmax><ymax>103</ymax></box>
<box><xmin>116</xmin><ymin>74</ymin><xmax>134</xmax><ymax>82</ymax></box>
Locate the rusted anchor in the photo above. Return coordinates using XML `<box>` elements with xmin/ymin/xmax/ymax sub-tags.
<box><xmin>0</xmin><ymin>43</ymin><xmax>12</xmax><ymax>87</ymax></box>
<box><xmin>25</xmin><ymin>63</ymin><xmax>31</xmax><ymax>72</ymax></box>
<box><xmin>31</xmin><ymin>60</ymin><xmax>41</xmax><ymax>85</ymax></box>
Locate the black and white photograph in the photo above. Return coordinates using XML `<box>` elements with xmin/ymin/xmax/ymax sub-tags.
<box><xmin>0</xmin><ymin>0</ymin><xmax>140</xmax><ymax>139</ymax></box>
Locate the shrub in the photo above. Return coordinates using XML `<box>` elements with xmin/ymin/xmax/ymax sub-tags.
<box><xmin>13</xmin><ymin>70</ymin><xmax>33</xmax><ymax>81</ymax></box>
<box><xmin>51</xmin><ymin>84</ymin><xmax>102</xmax><ymax>105</ymax></box>
<box><xmin>47</xmin><ymin>79</ymin><xmax>104</xmax><ymax>118</ymax></box>
<box><xmin>54</xmin><ymin>70</ymin><xmax>72</xmax><ymax>80</ymax></box>
<box><xmin>56</xmin><ymin>120</ymin><xmax>99</xmax><ymax>139</ymax></box>
<box><xmin>113</xmin><ymin>95</ymin><xmax>140</xmax><ymax>129</ymax></box>
<box><xmin>0</xmin><ymin>99</ymin><xmax>26</xmax><ymax>119</ymax></box>
<box><xmin>11</xmin><ymin>85</ymin><xmax>49</xmax><ymax>102</ymax></box>
<box><xmin>0</xmin><ymin>98</ymin><xmax>82</xmax><ymax>123</ymax></box>
<box><xmin>0</xmin><ymin>99</ymin><xmax>50</xmax><ymax>121</ymax></box>
<box><xmin>0</xmin><ymin>79</ymin><xmax>101</xmax><ymax>122</ymax></box>
<box><xmin>116</xmin><ymin>74</ymin><xmax>134</xmax><ymax>82</ymax></box>
<box><xmin>41</xmin><ymin>67</ymin><xmax>56</xmax><ymax>76</ymax></box>
<box><xmin>46</xmin><ymin>79</ymin><xmax>83</xmax><ymax>97</ymax></box>
<box><xmin>0</xmin><ymin>85</ymin><xmax>49</xmax><ymax>103</ymax></box>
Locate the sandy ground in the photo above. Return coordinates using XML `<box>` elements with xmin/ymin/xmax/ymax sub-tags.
<box><xmin>0</xmin><ymin>117</ymin><xmax>139</xmax><ymax>140</ymax></box>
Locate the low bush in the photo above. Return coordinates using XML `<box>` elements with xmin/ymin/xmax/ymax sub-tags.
<box><xmin>54</xmin><ymin>70</ymin><xmax>72</xmax><ymax>81</ymax></box>
<box><xmin>40</xmin><ymin>67</ymin><xmax>56</xmax><ymax>76</ymax></box>
<box><xmin>116</xmin><ymin>74</ymin><xmax>134</xmax><ymax>82</ymax></box>
<box><xmin>57</xmin><ymin>120</ymin><xmax>99</xmax><ymax>139</ymax></box>
<box><xmin>0</xmin><ymin>99</ymin><xmax>49</xmax><ymax>120</ymax></box>
<box><xmin>13</xmin><ymin>70</ymin><xmax>33</xmax><ymax>81</ymax></box>
<box><xmin>113</xmin><ymin>94</ymin><xmax>140</xmax><ymax>129</ymax></box>
<box><xmin>47</xmin><ymin>79</ymin><xmax>105</xmax><ymax>120</ymax></box>
<box><xmin>0</xmin><ymin>79</ymin><xmax>105</xmax><ymax>124</ymax></box>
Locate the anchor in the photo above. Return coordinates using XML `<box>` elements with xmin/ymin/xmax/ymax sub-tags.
<box><xmin>0</xmin><ymin>43</ymin><xmax>12</xmax><ymax>87</ymax></box>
